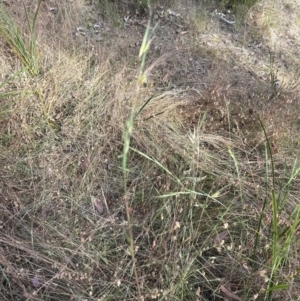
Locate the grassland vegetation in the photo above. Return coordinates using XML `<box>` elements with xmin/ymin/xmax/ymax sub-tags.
<box><xmin>0</xmin><ymin>0</ymin><xmax>300</xmax><ymax>300</ymax></box>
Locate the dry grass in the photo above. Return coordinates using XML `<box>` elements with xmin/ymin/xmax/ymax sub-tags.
<box><xmin>1</xmin><ymin>0</ymin><xmax>300</xmax><ymax>300</ymax></box>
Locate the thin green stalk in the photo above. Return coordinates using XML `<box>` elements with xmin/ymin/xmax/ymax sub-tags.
<box><xmin>122</xmin><ymin>18</ymin><xmax>157</xmax><ymax>301</ymax></box>
<box><xmin>257</xmin><ymin>117</ymin><xmax>278</xmax><ymax>301</ymax></box>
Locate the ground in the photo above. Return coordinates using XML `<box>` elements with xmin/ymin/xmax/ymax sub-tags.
<box><xmin>0</xmin><ymin>0</ymin><xmax>300</xmax><ymax>300</ymax></box>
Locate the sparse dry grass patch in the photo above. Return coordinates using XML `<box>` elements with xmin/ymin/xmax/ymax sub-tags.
<box><xmin>1</xmin><ymin>1</ymin><xmax>300</xmax><ymax>301</ymax></box>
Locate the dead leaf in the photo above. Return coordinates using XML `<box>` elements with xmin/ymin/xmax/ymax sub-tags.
<box><xmin>220</xmin><ymin>285</ymin><xmax>242</xmax><ymax>301</ymax></box>
<box><xmin>91</xmin><ymin>196</ymin><xmax>103</xmax><ymax>214</ymax></box>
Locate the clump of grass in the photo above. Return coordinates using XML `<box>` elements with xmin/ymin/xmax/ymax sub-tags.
<box><xmin>0</xmin><ymin>0</ymin><xmax>42</xmax><ymax>76</ymax></box>
<box><xmin>255</xmin><ymin>118</ymin><xmax>300</xmax><ymax>300</ymax></box>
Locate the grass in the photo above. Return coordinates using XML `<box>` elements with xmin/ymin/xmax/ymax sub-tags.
<box><xmin>255</xmin><ymin>118</ymin><xmax>300</xmax><ymax>300</ymax></box>
<box><xmin>0</xmin><ymin>0</ymin><xmax>300</xmax><ymax>300</ymax></box>
<box><xmin>0</xmin><ymin>1</ymin><xmax>42</xmax><ymax>76</ymax></box>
